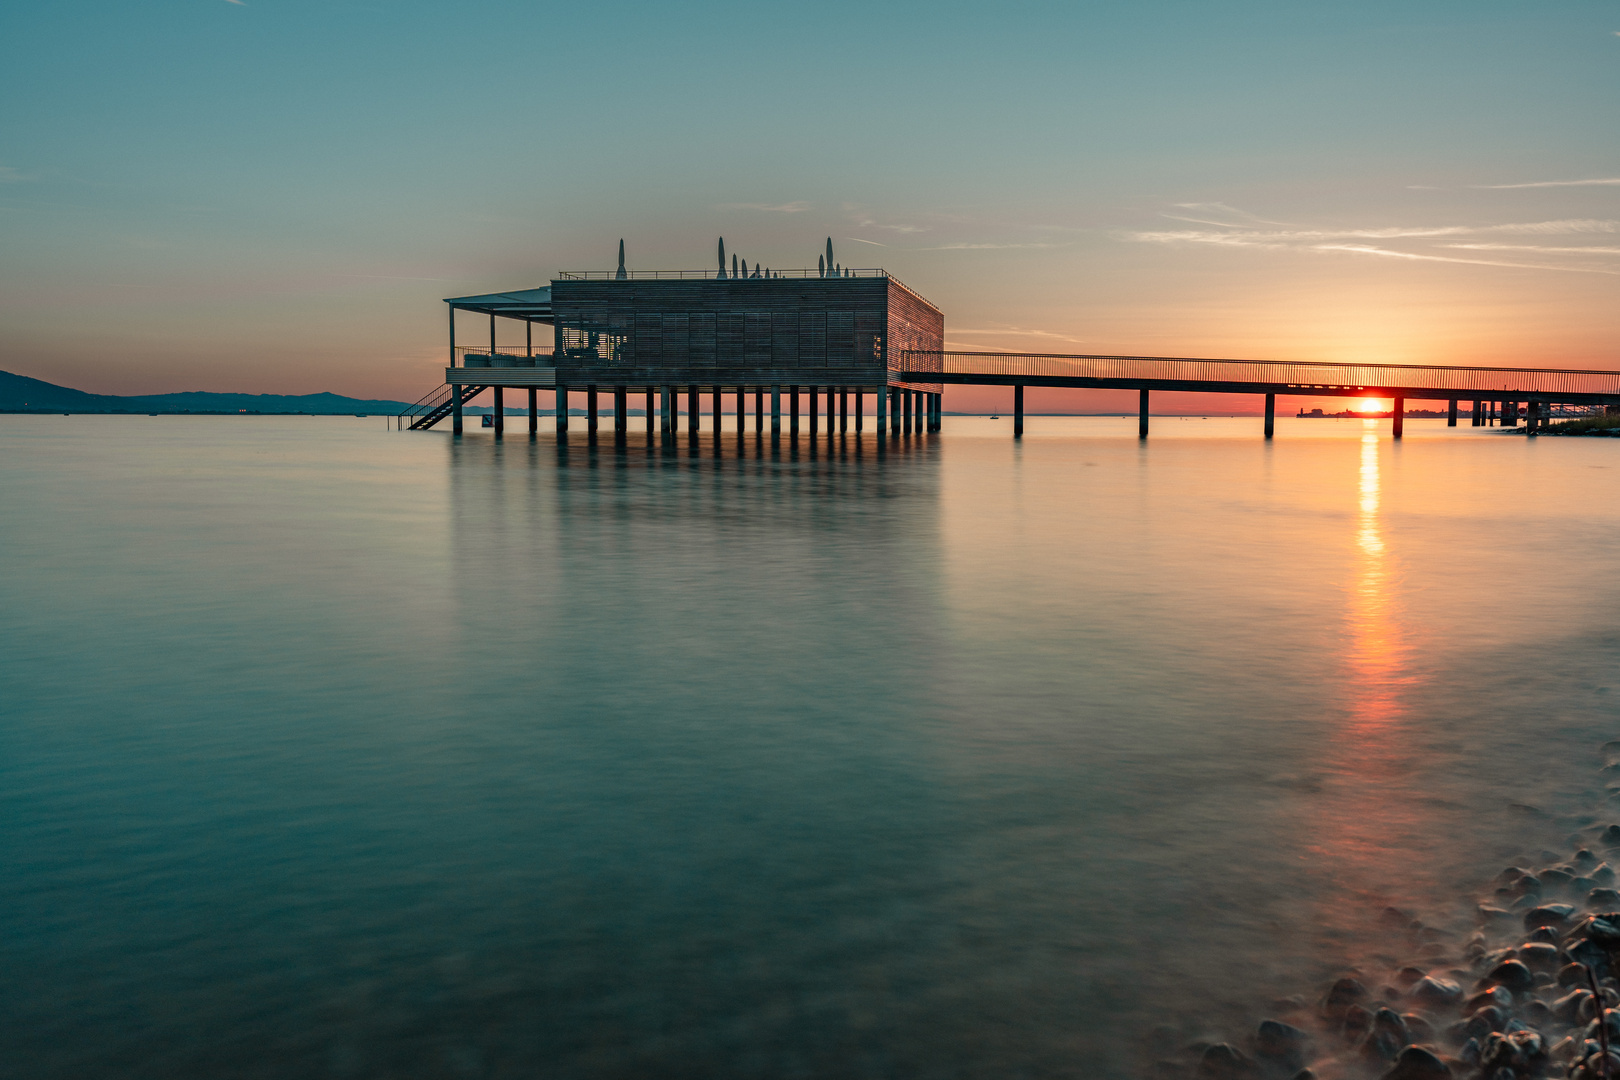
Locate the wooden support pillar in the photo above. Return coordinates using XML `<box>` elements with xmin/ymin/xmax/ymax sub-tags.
<box><xmin>737</xmin><ymin>388</ymin><xmax>746</xmax><ymax>434</ymax></box>
<box><xmin>528</xmin><ymin>388</ymin><xmax>537</xmax><ymax>434</ymax></box>
<box><xmin>901</xmin><ymin>389</ymin><xmax>912</xmax><ymax>434</ymax></box>
<box><xmin>855</xmin><ymin>390</ymin><xmax>864</xmax><ymax>432</ymax></box>
<box><xmin>840</xmin><ymin>388</ymin><xmax>849</xmax><ymax>433</ymax></box>
<box><xmin>1138</xmin><ymin>389</ymin><xmax>1149</xmax><ymax>439</ymax></box>
<box><xmin>1013</xmin><ymin>385</ymin><xmax>1024</xmax><ymax>438</ymax></box>
<box><xmin>915</xmin><ymin>390</ymin><xmax>924</xmax><ymax>431</ymax></box>
<box><xmin>586</xmin><ymin>386</ymin><xmax>598</xmax><ymax>436</ymax></box>
<box><xmin>712</xmin><ymin>388</ymin><xmax>722</xmax><ymax>434</ymax></box>
<box><xmin>1471</xmin><ymin>400</ymin><xmax>1481</xmax><ymax>427</ymax></box>
<box><xmin>646</xmin><ymin>390</ymin><xmax>655</xmax><ymax>434</ymax></box>
<box><xmin>660</xmin><ymin>386</ymin><xmax>672</xmax><ymax>434</ymax></box>
<box><xmin>1447</xmin><ymin>399</ymin><xmax>1458</xmax><ymax>427</ymax></box>
<box><xmin>493</xmin><ymin>387</ymin><xmax>504</xmax><ymax>436</ymax></box>
<box><xmin>755</xmin><ymin>389</ymin><xmax>763</xmax><ymax>433</ymax></box>
<box><xmin>452</xmin><ymin>384</ymin><xmax>463</xmax><ymax>435</ymax></box>
<box><xmin>809</xmin><ymin>385</ymin><xmax>819</xmax><ymax>434</ymax></box>
<box><xmin>890</xmin><ymin>388</ymin><xmax>902</xmax><ymax>435</ymax></box>
<box><xmin>790</xmin><ymin>386</ymin><xmax>800</xmax><ymax>435</ymax></box>
<box><xmin>876</xmin><ymin>385</ymin><xmax>886</xmax><ymax>434</ymax></box>
<box><xmin>1504</xmin><ymin>400</ymin><xmax>1518</xmax><ymax>428</ymax></box>
<box><xmin>771</xmin><ymin>385</ymin><xmax>781</xmax><ymax>435</ymax></box>
<box><xmin>556</xmin><ymin>385</ymin><xmax>567</xmax><ymax>434</ymax></box>
<box><xmin>1392</xmin><ymin>396</ymin><xmax>1404</xmax><ymax>439</ymax></box>
<box><xmin>687</xmin><ymin>385</ymin><xmax>699</xmax><ymax>435</ymax></box>
<box><xmin>1264</xmin><ymin>393</ymin><xmax>1274</xmax><ymax>439</ymax></box>
<box><xmin>614</xmin><ymin>387</ymin><xmax>627</xmax><ymax>440</ymax></box>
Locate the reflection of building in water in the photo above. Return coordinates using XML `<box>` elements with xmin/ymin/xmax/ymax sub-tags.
<box><xmin>410</xmin><ymin>238</ymin><xmax>945</xmax><ymax>441</ymax></box>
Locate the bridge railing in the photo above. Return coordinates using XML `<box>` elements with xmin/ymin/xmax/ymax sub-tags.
<box><xmin>897</xmin><ymin>351</ymin><xmax>1620</xmax><ymax>397</ymax></box>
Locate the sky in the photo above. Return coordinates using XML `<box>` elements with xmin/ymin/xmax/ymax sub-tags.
<box><xmin>2</xmin><ymin>0</ymin><xmax>1617</xmax><ymax>413</ymax></box>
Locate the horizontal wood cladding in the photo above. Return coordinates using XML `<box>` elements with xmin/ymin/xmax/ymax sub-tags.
<box><xmin>549</xmin><ymin>277</ymin><xmax>940</xmax><ymax>387</ymax></box>
<box><xmin>887</xmin><ymin>279</ymin><xmax>944</xmax><ymax>394</ymax></box>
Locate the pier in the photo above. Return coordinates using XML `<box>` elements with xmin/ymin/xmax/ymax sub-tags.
<box><xmin>399</xmin><ymin>241</ymin><xmax>1620</xmax><ymax>440</ymax></box>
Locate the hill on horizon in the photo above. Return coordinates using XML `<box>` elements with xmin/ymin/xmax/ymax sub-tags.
<box><xmin>0</xmin><ymin>370</ymin><xmax>412</xmax><ymax>415</ymax></box>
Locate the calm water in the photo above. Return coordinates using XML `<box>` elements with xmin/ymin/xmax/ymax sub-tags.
<box><xmin>4</xmin><ymin>414</ymin><xmax>1619</xmax><ymax>1078</ymax></box>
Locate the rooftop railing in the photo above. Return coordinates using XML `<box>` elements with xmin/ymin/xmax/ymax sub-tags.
<box><xmin>555</xmin><ymin>268</ymin><xmax>891</xmax><ymax>280</ymax></box>
<box><xmin>898</xmin><ymin>351</ymin><xmax>1620</xmax><ymax>398</ymax></box>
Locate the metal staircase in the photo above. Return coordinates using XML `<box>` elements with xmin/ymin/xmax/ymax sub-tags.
<box><xmin>397</xmin><ymin>383</ymin><xmax>486</xmax><ymax>430</ymax></box>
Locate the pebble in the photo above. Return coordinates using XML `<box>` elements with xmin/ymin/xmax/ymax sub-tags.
<box><xmin>1409</xmin><ymin>976</ymin><xmax>1461</xmax><ymax>1006</ymax></box>
<box><xmin>1381</xmin><ymin>1044</ymin><xmax>1451</xmax><ymax>1078</ymax></box>
<box><xmin>1524</xmin><ymin>903</ymin><xmax>1577</xmax><ymax>928</ymax></box>
<box><xmin>1195</xmin><ymin>1042</ymin><xmax>1254</xmax><ymax>1079</ymax></box>
<box><xmin>1591</xmin><ymin>888</ymin><xmax>1620</xmax><ymax>908</ymax></box>
<box><xmin>1483</xmin><ymin>958</ymin><xmax>1535</xmax><ymax>992</ymax></box>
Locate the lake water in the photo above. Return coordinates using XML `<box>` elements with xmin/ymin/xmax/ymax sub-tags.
<box><xmin>3</xmin><ymin>414</ymin><xmax>1619</xmax><ymax>1079</ymax></box>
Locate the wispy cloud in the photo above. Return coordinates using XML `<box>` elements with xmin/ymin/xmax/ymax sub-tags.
<box><xmin>224</xmin><ymin>0</ymin><xmax>246</xmax><ymax>6</ymax></box>
<box><xmin>721</xmin><ymin>201</ymin><xmax>812</xmax><ymax>213</ymax></box>
<box><xmin>844</xmin><ymin>237</ymin><xmax>886</xmax><ymax>246</ymax></box>
<box><xmin>1470</xmin><ymin>178</ymin><xmax>1620</xmax><ymax>189</ymax></box>
<box><xmin>1122</xmin><ymin>208</ymin><xmax>1620</xmax><ymax>275</ymax></box>
<box><xmin>0</xmin><ymin>166</ymin><xmax>34</xmax><ymax>182</ymax></box>
<box><xmin>920</xmin><ymin>241</ymin><xmax>1061</xmax><ymax>250</ymax></box>
<box><xmin>950</xmin><ymin>326</ymin><xmax>1081</xmax><ymax>342</ymax></box>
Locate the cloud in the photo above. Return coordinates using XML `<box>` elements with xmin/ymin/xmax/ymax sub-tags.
<box><xmin>720</xmin><ymin>201</ymin><xmax>812</xmax><ymax>213</ymax></box>
<box><xmin>0</xmin><ymin>166</ymin><xmax>34</xmax><ymax>182</ymax></box>
<box><xmin>844</xmin><ymin>237</ymin><xmax>886</xmax><ymax>246</ymax></box>
<box><xmin>920</xmin><ymin>242</ymin><xmax>1061</xmax><ymax>250</ymax></box>
<box><xmin>1470</xmin><ymin>178</ymin><xmax>1620</xmax><ymax>189</ymax></box>
<box><xmin>1121</xmin><ymin>206</ymin><xmax>1620</xmax><ymax>276</ymax></box>
<box><xmin>224</xmin><ymin>0</ymin><xmax>246</xmax><ymax>6</ymax></box>
<box><xmin>949</xmin><ymin>326</ymin><xmax>1082</xmax><ymax>342</ymax></box>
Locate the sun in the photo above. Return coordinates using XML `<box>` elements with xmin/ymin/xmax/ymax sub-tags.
<box><xmin>1358</xmin><ymin>398</ymin><xmax>1383</xmax><ymax>413</ymax></box>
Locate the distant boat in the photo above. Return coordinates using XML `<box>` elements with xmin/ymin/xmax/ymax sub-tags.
<box><xmin>989</xmin><ymin>415</ymin><xmax>1000</xmax><ymax>419</ymax></box>
<box><xmin>355</xmin><ymin>414</ymin><xmax>367</xmax><ymax>418</ymax></box>
<box><xmin>481</xmin><ymin>414</ymin><xmax>494</xmax><ymax>427</ymax></box>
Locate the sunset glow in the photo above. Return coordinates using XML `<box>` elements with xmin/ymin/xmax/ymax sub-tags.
<box><xmin>1357</xmin><ymin>399</ymin><xmax>1384</xmax><ymax>413</ymax></box>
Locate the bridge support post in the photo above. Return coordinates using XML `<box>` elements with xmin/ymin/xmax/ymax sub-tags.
<box><xmin>1447</xmin><ymin>399</ymin><xmax>1457</xmax><ymax>427</ymax></box>
<box><xmin>1392</xmin><ymin>396</ymin><xmax>1404</xmax><ymax>439</ymax></box>
<box><xmin>1014</xmin><ymin>385</ymin><xmax>1024</xmax><ymax>438</ymax></box>
<box><xmin>587</xmin><ymin>386</ymin><xmax>597</xmax><ymax>437</ymax></box>
<box><xmin>738</xmin><ymin>388</ymin><xmax>746</xmax><ymax>434</ymax></box>
<box><xmin>688</xmin><ymin>386</ymin><xmax>699</xmax><ymax>436</ymax></box>
<box><xmin>615</xmin><ymin>387</ymin><xmax>627</xmax><ymax>441</ymax></box>
<box><xmin>892</xmin><ymin>389</ymin><xmax>903</xmax><ymax>436</ymax></box>
<box><xmin>755</xmin><ymin>389</ymin><xmax>763</xmax><ymax>434</ymax></box>
<box><xmin>529</xmin><ymin>389</ymin><xmax>538</xmax><ymax>435</ymax></box>
<box><xmin>914</xmin><ymin>390</ymin><xmax>924</xmax><ymax>432</ymax></box>
<box><xmin>790</xmin><ymin>387</ymin><xmax>800</xmax><ymax>436</ymax></box>
<box><xmin>1471</xmin><ymin>400</ymin><xmax>1480</xmax><ymax>427</ymax></box>
<box><xmin>494</xmin><ymin>387</ymin><xmax>504</xmax><ymax>436</ymax></box>
<box><xmin>809</xmin><ymin>386</ymin><xmax>819</xmax><ymax>435</ymax></box>
<box><xmin>645</xmin><ymin>390</ymin><xmax>655</xmax><ymax>435</ymax></box>
<box><xmin>660</xmin><ymin>386</ymin><xmax>671</xmax><ymax>435</ymax></box>
<box><xmin>452</xmin><ymin>385</ymin><xmax>463</xmax><ymax>435</ymax></box>
<box><xmin>1264</xmin><ymin>393</ymin><xmax>1275</xmax><ymax>439</ymax></box>
<box><xmin>713</xmin><ymin>388</ymin><xmax>722</xmax><ymax>436</ymax></box>
<box><xmin>876</xmin><ymin>385</ymin><xmax>887</xmax><ymax>435</ymax></box>
<box><xmin>771</xmin><ymin>385</ymin><xmax>781</xmax><ymax>435</ymax></box>
<box><xmin>1139</xmin><ymin>389</ymin><xmax>1149</xmax><ymax>439</ymax></box>
<box><xmin>556</xmin><ymin>385</ymin><xmax>568</xmax><ymax>435</ymax></box>
<box><xmin>840</xmin><ymin>388</ymin><xmax>849</xmax><ymax>433</ymax></box>
<box><xmin>1504</xmin><ymin>401</ymin><xmax>1518</xmax><ymax>428</ymax></box>
<box><xmin>856</xmin><ymin>390</ymin><xmax>864</xmax><ymax>433</ymax></box>
<box><xmin>901</xmin><ymin>389</ymin><xmax>911</xmax><ymax>434</ymax></box>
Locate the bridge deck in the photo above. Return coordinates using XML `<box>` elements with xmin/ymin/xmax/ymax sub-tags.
<box><xmin>896</xmin><ymin>351</ymin><xmax>1620</xmax><ymax>404</ymax></box>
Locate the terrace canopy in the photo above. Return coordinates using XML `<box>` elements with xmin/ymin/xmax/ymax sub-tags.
<box><xmin>443</xmin><ymin>286</ymin><xmax>553</xmax><ymax>322</ymax></box>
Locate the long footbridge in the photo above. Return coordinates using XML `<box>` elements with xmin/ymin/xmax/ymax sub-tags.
<box><xmin>896</xmin><ymin>351</ymin><xmax>1620</xmax><ymax>437</ymax></box>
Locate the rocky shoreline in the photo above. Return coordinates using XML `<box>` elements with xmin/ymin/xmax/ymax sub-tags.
<box><xmin>1155</xmin><ymin>743</ymin><xmax>1620</xmax><ymax>1080</ymax></box>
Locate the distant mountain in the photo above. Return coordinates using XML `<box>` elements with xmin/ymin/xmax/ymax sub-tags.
<box><xmin>0</xmin><ymin>370</ymin><xmax>412</xmax><ymax>415</ymax></box>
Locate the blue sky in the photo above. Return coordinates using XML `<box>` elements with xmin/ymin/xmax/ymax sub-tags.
<box><xmin>2</xmin><ymin>0</ymin><xmax>1617</xmax><ymax>402</ymax></box>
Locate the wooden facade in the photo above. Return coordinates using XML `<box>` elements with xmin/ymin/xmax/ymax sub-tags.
<box><xmin>549</xmin><ymin>276</ymin><xmax>942</xmax><ymax>392</ymax></box>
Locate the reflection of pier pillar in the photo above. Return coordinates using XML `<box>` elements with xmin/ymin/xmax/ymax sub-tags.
<box><xmin>1264</xmin><ymin>393</ymin><xmax>1274</xmax><ymax>439</ymax></box>
<box><xmin>494</xmin><ymin>387</ymin><xmax>504</xmax><ymax>436</ymax></box>
<box><xmin>528</xmin><ymin>388</ymin><xmax>537</xmax><ymax>435</ymax></box>
<box><xmin>1013</xmin><ymin>385</ymin><xmax>1024</xmax><ymax>438</ymax></box>
<box><xmin>771</xmin><ymin>386</ymin><xmax>781</xmax><ymax>435</ymax></box>
<box><xmin>1138</xmin><ymin>389</ymin><xmax>1149</xmax><ymax>439</ymax></box>
<box><xmin>1392</xmin><ymin>396</ymin><xmax>1404</xmax><ymax>439</ymax></box>
<box><xmin>1447</xmin><ymin>399</ymin><xmax>1457</xmax><ymax>427</ymax></box>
